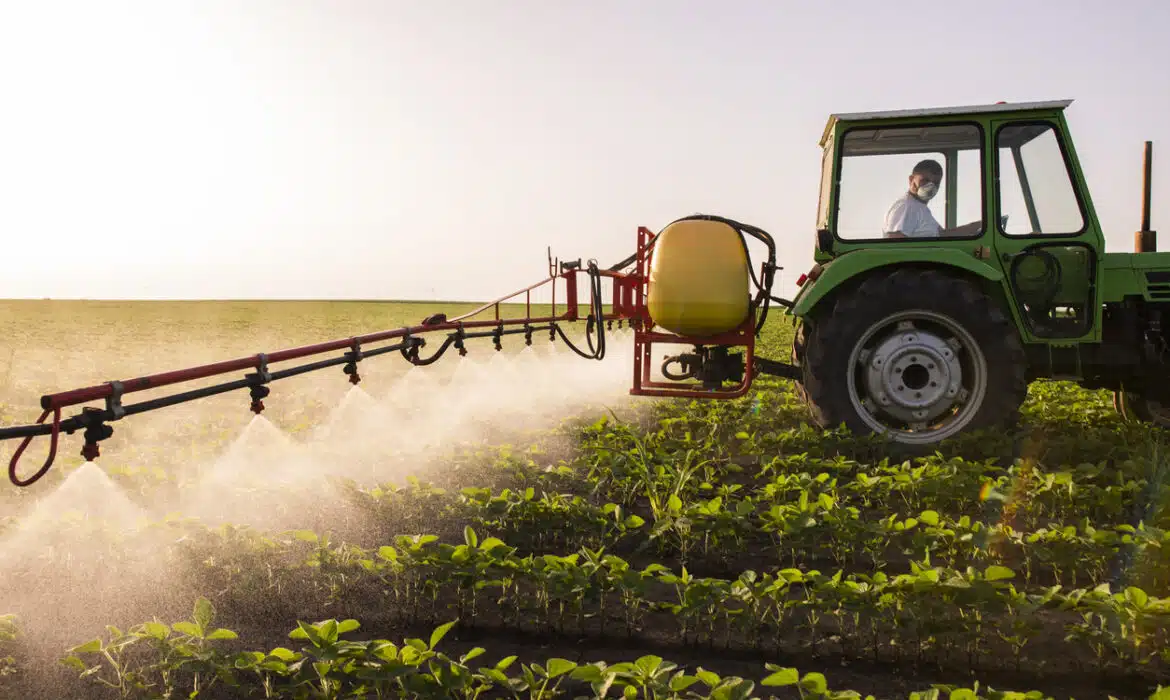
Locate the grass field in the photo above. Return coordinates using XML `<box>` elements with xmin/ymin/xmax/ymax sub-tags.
<box><xmin>0</xmin><ymin>299</ymin><xmax>1169</xmax><ymax>699</ymax></box>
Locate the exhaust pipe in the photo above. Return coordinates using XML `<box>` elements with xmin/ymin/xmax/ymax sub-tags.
<box><xmin>1135</xmin><ymin>140</ymin><xmax>1157</xmax><ymax>253</ymax></box>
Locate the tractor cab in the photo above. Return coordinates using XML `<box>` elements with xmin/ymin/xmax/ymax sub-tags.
<box><xmin>803</xmin><ymin>99</ymin><xmax>1107</xmax><ymax>343</ymax></box>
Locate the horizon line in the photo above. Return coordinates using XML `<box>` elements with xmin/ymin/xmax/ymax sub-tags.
<box><xmin>0</xmin><ymin>297</ymin><xmax>593</xmax><ymax>305</ymax></box>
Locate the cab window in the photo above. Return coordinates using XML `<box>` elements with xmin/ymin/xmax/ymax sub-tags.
<box><xmin>834</xmin><ymin>123</ymin><xmax>984</xmax><ymax>241</ymax></box>
<box><xmin>996</xmin><ymin>123</ymin><xmax>1086</xmax><ymax>236</ymax></box>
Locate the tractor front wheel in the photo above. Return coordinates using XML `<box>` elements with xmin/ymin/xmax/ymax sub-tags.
<box><xmin>798</xmin><ymin>269</ymin><xmax>1027</xmax><ymax>448</ymax></box>
<box><xmin>1114</xmin><ymin>389</ymin><xmax>1170</xmax><ymax>428</ymax></box>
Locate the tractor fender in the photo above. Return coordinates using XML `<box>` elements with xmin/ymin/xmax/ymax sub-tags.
<box><xmin>789</xmin><ymin>247</ymin><xmax>1004</xmax><ymax>319</ymax></box>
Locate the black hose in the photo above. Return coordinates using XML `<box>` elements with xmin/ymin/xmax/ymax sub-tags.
<box><xmin>555</xmin><ymin>260</ymin><xmax>607</xmax><ymax>360</ymax></box>
<box><xmin>401</xmin><ymin>335</ymin><xmax>455</xmax><ymax>366</ymax></box>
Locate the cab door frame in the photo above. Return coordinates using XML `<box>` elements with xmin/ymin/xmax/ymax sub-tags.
<box><xmin>988</xmin><ymin>114</ymin><xmax>1106</xmax><ymax>344</ymax></box>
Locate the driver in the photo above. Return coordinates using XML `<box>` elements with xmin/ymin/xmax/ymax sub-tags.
<box><xmin>883</xmin><ymin>159</ymin><xmax>982</xmax><ymax>238</ymax></box>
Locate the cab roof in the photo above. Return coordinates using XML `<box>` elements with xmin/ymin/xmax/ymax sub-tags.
<box><xmin>819</xmin><ymin>99</ymin><xmax>1073</xmax><ymax>147</ymax></box>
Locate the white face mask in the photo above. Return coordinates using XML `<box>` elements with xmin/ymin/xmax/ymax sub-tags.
<box><xmin>916</xmin><ymin>181</ymin><xmax>938</xmax><ymax>201</ymax></box>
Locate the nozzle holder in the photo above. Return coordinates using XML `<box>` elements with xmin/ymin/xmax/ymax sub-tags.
<box><xmin>73</xmin><ymin>406</ymin><xmax>114</xmax><ymax>461</ymax></box>
<box><xmin>454</xmin><ymin>324</ymin><xmax>467</xmax><ymax>356</ymax></box>
<box><xmin>343</xmin><ymin>339</ymin><xmax>363</xmax><ymax>384</ymax></box>
<box><xmin>246</xmin><ymin>354</ymin><xmax>272</xmax><ymax>414</ymax></box>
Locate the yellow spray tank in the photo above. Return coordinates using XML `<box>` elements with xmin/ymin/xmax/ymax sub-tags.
<box><xmin>647</xmin><ymin>217</ymin><xmax>752</xmax><ymax>336</ymax></box>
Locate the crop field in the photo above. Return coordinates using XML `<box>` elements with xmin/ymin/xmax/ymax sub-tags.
<box><xmin>0</xmin><ymin>299</ymin><xmax>1169</xmax><ymax>699</ymax></box>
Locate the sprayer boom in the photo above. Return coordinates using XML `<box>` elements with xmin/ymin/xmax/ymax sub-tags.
<box><xmin>2</xmin><ymin>256</ymin><xmax>645</xmax><ymax>488</ymax></box>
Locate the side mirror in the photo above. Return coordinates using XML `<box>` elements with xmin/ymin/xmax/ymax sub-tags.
<box><xmin>816</xmin><ymin>229</ymin><xmax>834</xmax><ymax>254</ymax></box>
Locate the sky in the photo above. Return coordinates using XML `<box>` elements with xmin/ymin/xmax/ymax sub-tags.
<box><xmin>0</xmin><ymin>0</ymin><xmax>1168</xmax><ymax>301</ymax></box>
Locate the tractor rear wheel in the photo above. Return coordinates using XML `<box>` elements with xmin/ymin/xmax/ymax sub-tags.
<box><xmin>797</xmin><ymin>268</ymin><xmax>1027</xmax><ymax>448</ymax></box>
<box><xmin>1114</xmin><ymin>389</ymin><xmax>1170</xmax><ymax>428</ymax></box>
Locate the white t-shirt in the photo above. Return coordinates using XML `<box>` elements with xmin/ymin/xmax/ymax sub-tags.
<box><xmin>883</xmin><ymin>192</ymin><xmax>940</xmax><ymax>238</ymax></box>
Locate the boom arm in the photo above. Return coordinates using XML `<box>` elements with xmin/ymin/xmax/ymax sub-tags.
<box><xmin>1</xmin><ymin>253</ymin><xmax>644</xmax><ymax>488</ymax></box>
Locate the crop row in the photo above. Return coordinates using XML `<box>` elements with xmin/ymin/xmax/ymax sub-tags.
<box><xmin>54</xmin><ymin>597</ymin><xmax>1169</xmax><ymax>700</ymax></box>
<box><xmin>650</xmin><ymin>377</ymin><xmax>1162</xmax><ymax>472</ymax></box>
<box><xmin>160</xmin><ymin>523</ymin><xmax>1170</xmax><ymax>680</ymax></box>
<box><xmin>575</xmin><ymin>415</ymin><xmax>1164</xmax><ymax>530</ymax></box>
<box><xmin>334</xmin><ymin>477</ymin><xmax>1169</xmax><ymax>592</ymax></box>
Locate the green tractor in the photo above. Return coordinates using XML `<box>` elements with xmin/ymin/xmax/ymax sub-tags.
<box><xmin>781</xmin><ymin>98</ymin><xmax>1165</xmax><ymax>446</ymax></box>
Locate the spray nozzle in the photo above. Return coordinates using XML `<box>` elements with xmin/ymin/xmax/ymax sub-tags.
<box><xmin>75</xmin><ymin>406</ymin><xmax>113</xmax><ymax>461</ymax></box>
<box><xmin>248</xmin><ymin>384</ymin><xmax>270</xmax><ymax>414</ymax></box>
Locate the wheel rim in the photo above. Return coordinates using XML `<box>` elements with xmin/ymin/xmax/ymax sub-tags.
<box><xmin>846</xmin><ymin>310</ymin><xmax>988</xmax><ymax>444</ymax></box>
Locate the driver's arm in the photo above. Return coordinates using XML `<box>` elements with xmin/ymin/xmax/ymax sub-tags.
<box><xmin>938</xmin><ymin>220</ymin><xmax>984</xmax><ymax>237</ymax></box>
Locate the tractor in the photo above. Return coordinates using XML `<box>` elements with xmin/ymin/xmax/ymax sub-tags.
<box><xmin>772</xmin><ymin>98</ymin><xmax>1166</xmax><ymax>447</ymax></box>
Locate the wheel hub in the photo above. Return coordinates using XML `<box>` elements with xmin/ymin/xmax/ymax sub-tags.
<box><xmin>863</xmin><ymin>329</ymin><xmax>963</xmax><ymax>424</ymax></box>
<box><xmin>846</xmin><ymin>310</ymin><xmax>989</xmax><ymax>444</ymax></box>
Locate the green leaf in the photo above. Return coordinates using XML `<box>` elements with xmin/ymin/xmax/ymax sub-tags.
<box><xmin>429</xmin><ymin>620</ymin><xmax>456</xmax><ymax>650</ymax></box>
<box><xmin>761</xmin><ymin>667</ymin><xmax>799</xmax><ymax>686</ymax></box>
<box><xmin>173</xmin><ymin>621</ymin><xmax>201</xmax><ymax>637</ymax></box>
<box><xmin>571</xmin><ymin>664</ymin><xmax>606</xmax><ymax>683</ymax></box>
<box><xmin>635</xmin><ymin>655</ymin><xmax>663</xmax><ymax>675</ymax></box>
<box><xmin>495</xmin><ymin>655</ymin><xmax>518</xmax><ymax>671</ymax></box>
<box><xmin>206</xmin><ymin>628</ymin><xmax>238</xmax><ymax>641</ymax></box>
<box><xmin>545</xmin><ymin>658</ymin><xmax>577</xmax><ymax>677</ymax></box>
<box><xmin>292</xmin><ymin>621</ymin><xmax>323</xmax><ymax>646</ymax></box>
<box><xmin>984</xmin><ymin>565</ymin><xmax>1015</xmax><ymax>581</ymax></box>
<box><xmin>194</xmin><ymin>597</ymin><xmax>215</xmax><ymax>631</ymax></box>
<box><xmin>800</xmin><ymin>672</ymin><xmax>828</xmax><ymax>694</ymax></box>
<box><xmin>292</xmin><ymin>529</ymin><xmax>319</xmax><ymax>543</ymax></box>
<box><xmin>142</xmin><ymin>622</ymin><xmax>170</xmax><ymax>640</ymax></box>
<box><xmin>919</xmin><ymin>510</ymin><xmax>940</xmax><ymax>526</ymax></box>
<box><xmin>461</xmin><ymin>647</ymin><xmax>486</xmax><ymax>663</ymax></box>
<box><xmin>69</xmin><ymin>639</ymin><xmax>102</xmax><ymax>655</ymax></box>
<box><xmin>268</xmin><ymin>647</ymin><xmax>299</xmax><ymax>662</ymax></box>
<box><xmin>949</xmin><ymin>689</ymin><xmax>978</xmax><ymax>700</ymax></box>
<box><xmin>319</xmin><ymin>620</ymin><xmax>338</xmax><ymax>643</ymax></box>
<box><xmin>479</xmin><ymin>536</ymin><xmax>506</xmax><ymax>552</ymax></box>
<box><xmin>1125</xmin><ymin>587</ymin><xmax>1149</xmax><ymax>608</ymax></box>
<box><xmin>696</xmin><ymin>668</ymin><xmax>722</xmax><ymax>687</ymax></box>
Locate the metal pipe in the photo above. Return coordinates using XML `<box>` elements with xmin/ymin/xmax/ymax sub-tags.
<box><xmin>1142</xmin><ymin>140</ymin><xmax>1153</xmax><ymax>233</ymax></box>
<box><xmin>1136</xmin><ymin>141</ymin><xmax>1156</xmax><ymax>253</ymax></box>
<box><xmin>40</xmin><ymin>314</ymin><xmax>579</xmax><ymax>411</ymax></box>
